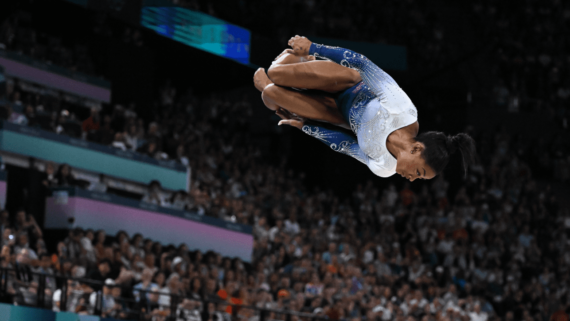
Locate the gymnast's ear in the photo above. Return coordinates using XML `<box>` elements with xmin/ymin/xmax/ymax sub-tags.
<box><xmin>411</xmin><ymin>142</ymin><xmax>425</xmax><ymax>154</ymax></box>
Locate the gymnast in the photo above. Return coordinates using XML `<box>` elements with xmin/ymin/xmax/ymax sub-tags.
<box><xmin>253</xmin><ymin>36</ymin><xmax>476</xmax><ymax>181</ymax></box>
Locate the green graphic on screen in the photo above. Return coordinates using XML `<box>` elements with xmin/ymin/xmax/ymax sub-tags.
<box><xmin>141</xmin><ymin>6</ymin><xmax>251</xmax><ymax>64</ymax></box>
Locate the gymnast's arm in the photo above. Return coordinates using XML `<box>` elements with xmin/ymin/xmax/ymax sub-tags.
<box><xmin>275</xmin><ymin>108</ymin><xmax>370</xmax><ymax>166</ymax></box>
<box><xmin>300</xmin><ymin>121</ymin><xmax>370</xmax><ymax>166</ymax></box>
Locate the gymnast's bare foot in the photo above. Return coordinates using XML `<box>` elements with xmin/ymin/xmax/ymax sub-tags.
<box><xmin>254</xmin><ymin>68</ymin><xmax>273</xmax><ymax>92</ymax></box>
<box><xmin>272</xmin><ymin>49</ymin><xmax>315</xmax><ymax>66</ymax></box>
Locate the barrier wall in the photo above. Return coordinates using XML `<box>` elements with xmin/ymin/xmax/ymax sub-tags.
<box><xmin>0</xmin><ymin>121</ymin><xmax>188</xmax><ymax>191</ymax></box>
<box><xmin>45</xmin><ymin>187</ymin><xmax>253</xmax><ymax>262</ymax></box>
<box><xmin>0</xmin><ymin>50</ymin><xmax>111</xmax><ymax>103</ymax></box>
<box><xmin>0</xmin><ymin>303</ymin><xmax>124</xmax><ymax>321</ymax></box>
<box><xmin>0</xmin><ymin>171</ymin><xmax>6</xmax><ymax>209</ymax></box>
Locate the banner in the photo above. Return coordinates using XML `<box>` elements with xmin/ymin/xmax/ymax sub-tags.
<box><xmin>45</xmin><ymin>187</ymin><xmax>253</xmax><ymax>262</ymax></box>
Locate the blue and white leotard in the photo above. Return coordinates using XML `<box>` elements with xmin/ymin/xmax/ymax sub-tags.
<box><xmin>302</xmin><ymin>43</ymin><xmax>418</xmax><ymax>177</ymax></box>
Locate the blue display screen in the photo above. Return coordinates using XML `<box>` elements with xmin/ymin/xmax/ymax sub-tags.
<box><xmin>141</xmin><ymin>6</ymin><xmax>251</xmax><ymax>64</ymax></box>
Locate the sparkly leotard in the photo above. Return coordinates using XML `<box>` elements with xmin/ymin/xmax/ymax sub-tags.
<box><xmin>301</xmin><ymin>43</ymin><xmax>418</xmax><ymax>178</ymax></box>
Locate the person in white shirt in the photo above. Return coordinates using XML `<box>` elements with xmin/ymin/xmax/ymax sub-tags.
<box><xmin>284</xmin><ymin>214</ymin><xmax>300</xmax><ymax>235</ymax></box>
<box><xmin>468</xmin><ymin>303</ymin><xmax>488</xmax><ymax>321</ymax></box>
<box><xmin>268</xmin><ymin>219</ymin><xmax>283</xmax><ymax>241</ymax></box>
<box><xmin>159</xmin><ymin>273</ymin><xmax>181</xmax><ymax>308</ymax></box>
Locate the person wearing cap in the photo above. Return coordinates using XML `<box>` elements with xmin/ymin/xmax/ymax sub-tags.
<box><xmin>171</xmin><ymin>256</ymin><xmax>185</xmax><ymax>275</ymax></box>
<box><xmin>89</xmin><ymin>278</ymin><xmax>117</xmax><ymax>316</ymax></box>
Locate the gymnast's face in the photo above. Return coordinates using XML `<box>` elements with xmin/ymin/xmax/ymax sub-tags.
<box><xmin>395</xmin><ymin>142</ymin><xmax>436</xmax><ymax>182</ymax></box>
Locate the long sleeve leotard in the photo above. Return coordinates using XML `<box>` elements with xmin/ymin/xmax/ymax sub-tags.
<box><xmin>301</xmin><ymin>43</ymin><xmax>418</xmax><ymax>177</ymax></box>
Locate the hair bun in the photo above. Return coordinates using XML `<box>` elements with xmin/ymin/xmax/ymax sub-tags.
<box><xmin>446</xmin><ymin>136</ymin><xmax>458</xmax><ymax>154</ymax></box>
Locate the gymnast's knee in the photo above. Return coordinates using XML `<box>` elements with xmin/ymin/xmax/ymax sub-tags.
<box><xmin>267</xmin><ymin>65</ymin><xmax>287</xmax><ymax>86</ymax></box>
<box><xmin>261</xmin><ymin>84</ymin><xmax>278</xmax><ymax>111</ymax></box>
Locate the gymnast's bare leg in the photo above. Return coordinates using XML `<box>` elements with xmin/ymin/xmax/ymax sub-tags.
<box><xmin>267</xmin><ymin>49</ymin><xmax>362</xmax><ymax>93</ymax></box>
<box><xmin>253</xmin><ymin>68</ymin><xmax>349</xmax><ymax>129</ymax></box>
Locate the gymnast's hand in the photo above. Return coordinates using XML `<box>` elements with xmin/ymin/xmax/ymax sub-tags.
<box><xmin>288</xmin><ymin>35</ymin><xmax>312</xmax><ymax>56</ymax></box>
<box><xmin>274</xmin><ymin>49</ymin><xmax>295</xmax><ymax>61</ymax></box>
<box><xmin>276</xmin><ymin>108</ymin><xmax>305</xmax><ymax>129</ymax></box>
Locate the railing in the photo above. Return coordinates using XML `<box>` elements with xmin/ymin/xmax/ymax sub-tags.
<box><xmin>0</xmin><ymin>267</ymin><xmax>327</xmax><ymax>321</ymax></box>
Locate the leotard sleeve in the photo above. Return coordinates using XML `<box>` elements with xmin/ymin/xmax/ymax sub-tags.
<box><xmin>301</xmin><ymin>121</ymin><xmax>369</xmax><ymax>166</ymax></box>
<box><xmin>309</xmin><ymin>42</ymin><xmax>400</xmax><ymax>104</ymax></box>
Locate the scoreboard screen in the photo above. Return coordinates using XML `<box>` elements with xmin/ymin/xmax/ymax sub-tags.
<box><xmin>141</xmin><ymin>6</ymin><xmax>251</xmax><ymax>65</ymax></box>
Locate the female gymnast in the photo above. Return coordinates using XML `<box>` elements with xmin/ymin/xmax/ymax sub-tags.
<box><xmin>253</xmin><ymin>36</ymin><xmax>476</xmax><ymax>181</ymax></box>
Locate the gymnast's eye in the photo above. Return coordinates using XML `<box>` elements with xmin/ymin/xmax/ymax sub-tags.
<box><xmin>416</xmin><ymin>170</ymin><xmax>420</xmax><ymax>176</ymax></box>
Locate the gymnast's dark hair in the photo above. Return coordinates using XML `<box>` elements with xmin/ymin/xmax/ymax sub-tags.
<box><xmin>415</xmin><ymin>132</ymin><xmax>476</xmax><ymax>178</ymax></box>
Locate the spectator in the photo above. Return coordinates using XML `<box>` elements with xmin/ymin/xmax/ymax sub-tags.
<box><xmin>13</xmin><ymin>209</ymin><xmax>42</xmax><ymax>244</ymax></box>
<box><xmin>82</xmin><ymin>107</ymin><xmax>100</xmax><ymax>134</ymax></box>
<box><xmin>133</xmin><ymin>268</ymin><xmax>159</xmax><ymax>302</ymax></box>
<box><xmin>53</xmin><ymin>279</ymin><xmax>86</xmax><ymax>313</ymax></box>
<box><xmin>0</xmin><ymin>210</ymin><xmax>10</xmax><ymax>247</ymax></box>
<box><xmin>13</xmin><ymin>233</ymin><xmax>38</xmax><ymax>259</ymax></box>
<box><xmin>41</xmin><ymin>162</ymin><xmax>58</xmax><ymax>187</ymax></box>
<box><xmin>469</xmin><ymin>303</ymin><xmax>488</xmax><ymax>321</ymax></box>
<box><xmin>166</xmin><ymin>190</ymin><xmax>189</xmax><ymax>210</ymax></box>
<box><xmin>87</xmin><ymin>259</ymin><xmax>113</xmax><ymax>291</ymax></box>
<box><xmin>142</xmin><ymin>180</ymin><xmax>166</xmax><ymax>206</ymax></box>
<box><xmin>93</xmin><ymin>230</ymin><xmax>106</xmax><ymax>261</ymax></box>
<box><xmin>124</xmin><ymin>123</ymin><xmax>139</xmax><ymax>151</ymax></box>
<box><xmin>518</xmin><ymin>225</ymin><xmax>534</xmax><ymax>248</ymax></box>
<box><xmin>6</xmin><ymin>104</ymin><xmax>28</xmax><ymax>125</ymax></box>
<box><xmin>24</xmin><ymin>104</ymin><xmax>35</xmax><ymax>126</ymax></box>
<box><xmin>88</xmin><ymin>279</ymin><xmax>117</xmax><ymax>316</ymax></box>
<box><xmin>87</xmin><ymin>174</ymin><xmax>107</xmax><ymax>193</ymax></box>
<box><xmin>284</xmin><ymin>213</ymin><xmax>300</xmax><ymax>235</ymax></box>
<box><xmin>158</xmin><ymin>273</ymin><xmax>182</xmax><ymax>309</ymax></box>
<box><xmin>55</xmin><ymin>164</ymin><xmax>78</xmax><ymax>187</ymax></box>
<box><xmin>111</xmin><ymin>132</ymin><xmax>128</xmax><ymax>151</ymax></box>
<box><xmin>80</xmin><ymin>229</ymin><xmax>97</xmax><ymax>265</ymax></box>
<box><xmin>98</xmin><ymin>115</ymin><xmax>115</xmax><ymax>145</ymax></box>
<box><xmin>137</xmin><ymin>139</ymin><xmax>159</xmax><ymax>159</ymax></box>
<box><xmin>63</xmin><ymin>228</ymin><xmax>84</xmax><ymax>263</ymax></box>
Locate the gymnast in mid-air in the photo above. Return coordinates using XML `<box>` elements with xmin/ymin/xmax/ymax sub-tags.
<box><xmin>253</xmin><ymin>35</ymin><xmax>476</xmax><ymax>181</ymax></box>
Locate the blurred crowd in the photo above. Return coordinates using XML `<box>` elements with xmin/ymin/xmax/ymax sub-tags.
<box><xmin>1</xmin><ymin>112</ymin><xmax>570</xmax><ymax>320</ymax></box>
<box><xmin>473</xmin><ymin>0</ymin><xmax>570</xmax><ymax>119</ymax></box>
<box><xmin>0</xmin><ymin>11</ymin><xmax>97</xmax><ymax>75</ymax></box>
